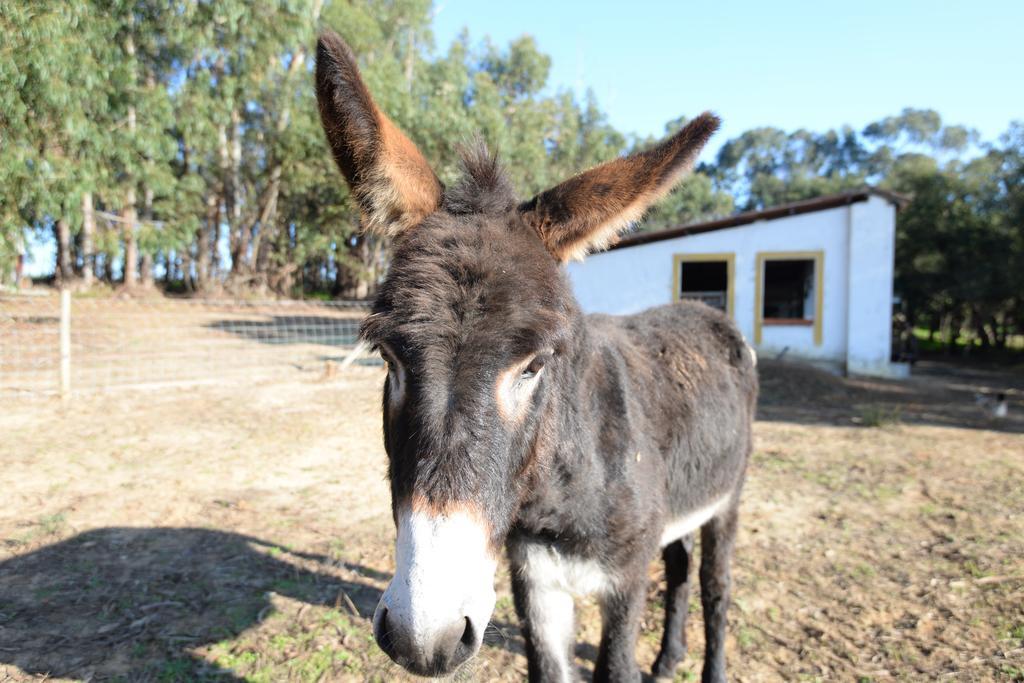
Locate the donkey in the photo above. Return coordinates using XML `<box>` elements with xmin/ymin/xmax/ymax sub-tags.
<box><xmin>316</xmin><ymin>30</ymin><xmax>758</xmax><ymax>683</ymax></box>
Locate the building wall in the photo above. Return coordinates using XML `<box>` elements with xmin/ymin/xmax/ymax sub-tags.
<box><xmin>566</xmin><ymin>199</ymin><xmax>898</xmax><ymax>374</ymax></box>
<box><xmin>846</xmin><ymin>196</ymin><xmax>899</xmax><ymax>375</ymax></box>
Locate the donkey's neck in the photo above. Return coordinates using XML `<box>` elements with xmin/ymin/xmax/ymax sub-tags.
<box><xmin>513</xmin><ymin>311</ymin><xmax>646</xmax><ymax>545</ymax></box>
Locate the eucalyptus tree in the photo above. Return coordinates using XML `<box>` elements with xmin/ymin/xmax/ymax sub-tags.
<box><xmin>0</xmin><ymin>2</ymin><xmax>107</xmax><ymax>283</ymax></box>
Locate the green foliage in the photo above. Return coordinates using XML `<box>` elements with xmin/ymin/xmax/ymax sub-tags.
<box><xmin>0</xmin><ymin>0</ymin><xmax>645</xmax><ymax>294</ymax></box>
<box><xmin>708</xmin><ymin>107</ymin><xmax>1022</xmax><ymax>348</ymax></box>
<box><xmin>882</xmin><ymin>125</ymin><xmax>1023</xmax><ymax>350</ymax></box>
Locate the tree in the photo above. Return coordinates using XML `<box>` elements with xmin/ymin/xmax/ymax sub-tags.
<box><xmin>0</xmin><ymin>2</ymin><xmax>103</xmax><ymax>283</ymax></box>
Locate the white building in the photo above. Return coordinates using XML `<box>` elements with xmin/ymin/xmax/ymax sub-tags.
<box><xmin>567</xmin><ymin>188</ymin><xmax>909</xmax><ymax>378</ymax></box>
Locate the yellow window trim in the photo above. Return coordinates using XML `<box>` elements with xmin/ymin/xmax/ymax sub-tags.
<box><xmin>671</xmin><ymin>252</ymin><xmax>735</xmax><ymax>318</ymax></box>
<box><xmin>754</xmin><ymin>251</ymin><xmax>824</xmax><ymax>346</ymax></box>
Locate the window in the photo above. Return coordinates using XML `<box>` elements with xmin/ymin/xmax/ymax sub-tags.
<box><xmin>754</xmin><ymin>251</ymin><xmax>824</xmax><ymax>346</ymax></box>
<box><xmin>763</xmin><ymin>259</ymin><xmax>814</xmax><ymax>321</ymax></box>
<box><xmin>673</xmin><ymin>253</ymin><xmax>734</xmax><ymax>316</ymax></box>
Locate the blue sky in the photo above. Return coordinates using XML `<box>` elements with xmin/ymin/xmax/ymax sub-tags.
<box><xmin>432</xmin><ymin>0</ymin><xmax>1022</xmax><ymax>154</ymax></box>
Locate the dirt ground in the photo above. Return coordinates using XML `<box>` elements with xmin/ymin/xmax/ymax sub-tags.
<box><xmin>1</xmin><ymin>359</ymin><xmax>1022</xmax><ymax>682</ymax></box>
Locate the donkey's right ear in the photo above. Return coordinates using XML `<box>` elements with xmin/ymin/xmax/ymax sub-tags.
<box><xmin>519</xmin><ymin>113</ymin><xmax>720</xmax><ymax>262</ymax></box>
<box><xmin>316</xmin><ymin>29</ymin><xmax>442</xmax><ymax>236</ymax></box>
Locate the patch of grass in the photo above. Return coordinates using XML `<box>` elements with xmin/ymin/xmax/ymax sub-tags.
<box><xmin>31</xmin><ymin>512</ymin><xmax>68</xmax><ymax>537</ymax></box>
<box><xmin>873</xmin><ymin>483</ymin><xmax>903</xmax><ymax>501</ymax></box>
<box><xmin>157</xmin><ymin>658</ymin><xmax>194</xmax><ymax>682</ymax></box>
<box><xmin>224</xmin><ymin>602</ymin><xmax>262</xmax><ymax>634</ymax></box>
<box><xmin>806</xmin><ymin>469</ymin><xmax>844</xmax><ymax>492</ymax></box>
<box><xmin>32</xmin><ymin>585</ymin><xmax>59</xmax><ymax>601</ymax></box>
<box><xmin>855</xmin><ymin>404</ymin><xmax>902</xmax><ymax>428</ymax></box>
<box><xmin>215</xmin><ymin>648</ymin><xmax>260</xmax><ymax>670</ymax></box>
<box><xmin>755</xmin><ymin>448</ymin><xmax>803</xmax><ymax>472</ymax></box>
<box><xmin>291</xmin><ymin>646</ymin><xmax>359</xmax><ymax>680</ymax></box>
<box><xmin>736</xmin><ymin>625</ymin><xmax>760</xmax><ymax>650</ymax></box>
<box><xmin>327</xmin><ymin>538</ymin><xmax>347</xmax><ymax>559</ymax></box>
<box><xmin>270</xmin><ymin>634</ymin><xmax>296</xmax><ymax>651</ymax></box>
<box><xmin>271</xmin><ymin>578</ymin><xmax>317</xmax><ymax>600</ymax></box>
<box><xmin>963</xmin><ymin>559</ymin><xmax>987</xmax><ymax>579</ymax></box>
<box><xmin>1000</xmin><ymin>664</ymin><xmax>1024</xmax><ymax>681</ymax></box>
<box><xmin>882</xmin><ymin>641</ymin><xmax>919</xmax><ymax>665</ymax></box>
<box><xmin>912</xmin><ymin>327</ymin><xmax>1024</xmax><ymax>354</ymax></box>
<box><xmin>852</xmin><ymin>563</ymin><xmax>877</xmax><ymax>581</ymax></box>
<box><xmin>6</xmin><ymin>512</ymin><xmax>74</xmax><ymax>548</ymax></box>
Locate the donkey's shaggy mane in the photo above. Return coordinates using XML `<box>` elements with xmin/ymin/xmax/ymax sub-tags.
<box><xmin>442</xmin><ymin>140</ymin><xmax>518</xmax><ymax>216</ymax></box>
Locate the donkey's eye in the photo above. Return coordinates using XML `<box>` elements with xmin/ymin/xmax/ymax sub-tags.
<box><xmin>521</xmin><ymin>353</ymin><xmax>552</xmax><ymax>380</ymax></box>
<box><xmin>378</xmin><ymin>346</ymin><xmax>401</xmax><ymax>376</ymax></box>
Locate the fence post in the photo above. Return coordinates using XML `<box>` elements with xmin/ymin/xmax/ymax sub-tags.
<box><xmin>60</xmin><ymin>289</ymin><xmax>71</xmax><ymax>399</ymax></box>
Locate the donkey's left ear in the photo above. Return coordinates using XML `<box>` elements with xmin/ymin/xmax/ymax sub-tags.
<box><xmin>316</xmin><ymin>29</ymin><xmax>442</xmax><ymax>235</ymax></box>
<box><xmin>519</xmin><ymin>113</ymin><xmax>721</xmax><ymax>262</ymax></box>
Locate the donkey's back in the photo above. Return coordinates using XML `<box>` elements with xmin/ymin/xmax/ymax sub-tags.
<box><xmin>588</xmin><ymin>300</ymin><xmax>757</xmax><ymax>540</ymax></box>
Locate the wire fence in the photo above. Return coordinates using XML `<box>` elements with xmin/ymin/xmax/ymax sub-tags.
<box><xmin>0</xmin><ymin>292</ymin><xmax>379</xmax><ymax>397</ymax></box>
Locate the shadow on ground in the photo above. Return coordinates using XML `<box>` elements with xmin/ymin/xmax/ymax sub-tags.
<box><xmin>757</xmin><ymin>359</ymin><xmax>1024</xmax><ymax>433</ymax></box>
<box><xmin>0</xmin><ymin>527</ymin><xmax>531</xmax><ymax>681</ymax></box>
<box><xmin>0</xmin><ymin>528</ymin><xmax>388</xmax><ymax>680</ymax></box>
<box><xmin>206</xmin><ymin>316</ymin><xmax>361</xmax><ymax>347</ymax></box>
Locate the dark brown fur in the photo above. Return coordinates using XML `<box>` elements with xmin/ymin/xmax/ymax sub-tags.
<box><xmin>519</xmin><ymin>114</ymin><xmax>720</xmax><ymax>261</ymax></box>
<box><xmin>316</xmin><ymin>29</ymin><xmax>756</xmax><ymax>682</ymax></box>
<box><xmin>316</xmin><ymin>31</ymin><xmax>442</xmax><ymax>234</ymax></box>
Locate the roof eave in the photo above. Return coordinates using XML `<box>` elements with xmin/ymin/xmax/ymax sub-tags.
<box><xmin>607</xmin><ymin>186</ymin><xmax>909</xmax><ymax>252</ymax></box>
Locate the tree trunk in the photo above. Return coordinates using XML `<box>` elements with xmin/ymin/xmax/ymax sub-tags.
<box><xmin>943</xmin><ymin>313</ymin><xmax>957</xmax><ymax>355</ymax></box>
<box><xmin>161</xmin><ymin>251</ymin><xmax>172</xmax><ymax>284</ymax></box>
<box><xmin>55</xmin><ymin>216</ymin><xmax>72</xmax><ymax>284</ymax></box>
<box><xmin>102</xmin><ymin>252</ymin><xmax>115</xmax><ymax>284</ymax></box>
<box><xmin>196</xmin><ymin>193</ymin><xmax>216</xmax><ymax>289</ymax></box>
<box><xmin>140</xmin><ymin>252</ymin><xmax>154</xmax><ymax>287</ymax></box>
<box><xmin>220</xmin><ymin>117</ymin><xmax>244</xmax><ymax>278</ymax></box>
<box><xmin>212</xmin><ymin>202</ymin><xmax>224</xmax><ymax>281</ymax></box>
<box><xmin>81</xmin><ymin>191</ymin><xmax>95</xmax><ymax>286</ymax></box>
<box><xmin>334</xmin><ymin>236</ymin><xmax>362</xmax><ymax>298</ymax></box>
<box><xmin>993</xmin><ymin>315</ymin><xmax>1006</xmax><ymax>349</ymax></box>
<box><xmin>122</xmin><ymin>32</ymin><xmax>139</xmax><ymax>288</ymax></box>
<box><xmin>139</xmin><ymin>186</ymin><xmax>155</xmax><ymax>288</ymax></box>
<box><xmin>122</xmin><ymin>187</ymin><xmax>139</xmax><ymax>286</ymax></box>
<box><xmin>181</xmin><ymin>248</ymin><xmax>195</xmax><ymax>292</ymax></box>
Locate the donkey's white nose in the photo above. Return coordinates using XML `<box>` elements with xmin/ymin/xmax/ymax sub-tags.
<box><xmin>373</xmin><ymin>506</ymin><xmax>497</xmax><ymax>676</ymax></box>
<box><xmin>373</xmin><ymin>600</ymin><xmax>480</xmax><ymax>676</ymax></box>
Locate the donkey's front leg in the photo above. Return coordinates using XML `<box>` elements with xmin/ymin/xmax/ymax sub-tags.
<box><xmin>594</xmin><ymin>572</ymin><xmax>646</xmax><ymax>683</ymax></box>
<box><xmin>511</xmin><ymin>568</ymin><xmax>578</xmax><ymax>683</ymax></box>
<box><xmin>699</xmin><ymin>504</ymin><xmax>739</xmax><ymax>683</ymax></box>
<box><xmin>652</xmin><ymin>534</ymin><xmax>695</xmax><ymax>679</ymax></box>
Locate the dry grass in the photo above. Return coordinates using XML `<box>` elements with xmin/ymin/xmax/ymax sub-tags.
<box><xmin>0</xmin><ymin>361</ymin><xmax>1022</xmax><ymax>682</ymax></box>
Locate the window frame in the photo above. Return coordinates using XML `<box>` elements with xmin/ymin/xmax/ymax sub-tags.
<box><xmin>672</xmin><ymin>252</ymin><xmax>735</xmax><ymax>318</ymax></box>
<box><xmin>754</xmin><ymin>250</ymin><xmax>824</xmax><ymax>346</ymax></box>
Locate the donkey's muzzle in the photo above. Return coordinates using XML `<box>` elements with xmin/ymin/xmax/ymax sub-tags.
<box><xmin>374</xmin><ymin>606</ymin><xmax>479</xmax><ymax>676</ymax></box>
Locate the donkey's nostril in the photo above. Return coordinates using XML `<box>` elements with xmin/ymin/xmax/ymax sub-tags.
<box><xmin>460</xmin><ymin>616</ymin><xmax>476</xmax><ymax>647</ymax></box>
<box><xmin>375</xmin><ymin>607</ymin><xmax>396</xmax><ymax>657</ymax></box>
